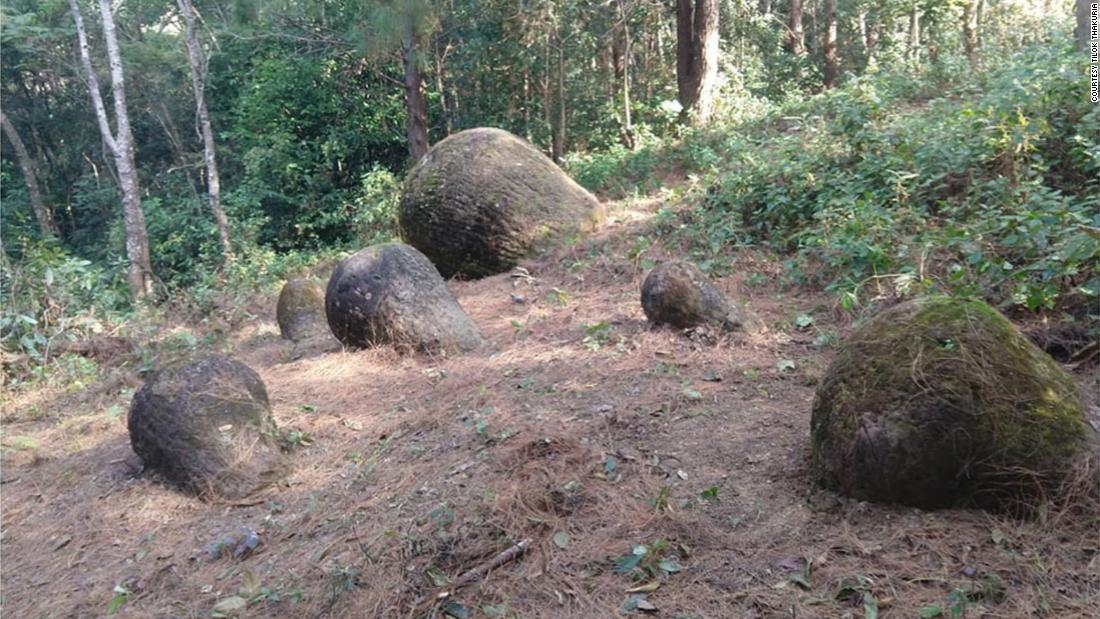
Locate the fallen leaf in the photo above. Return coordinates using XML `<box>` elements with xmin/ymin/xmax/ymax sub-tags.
<box><xmin>614</xmin><ymin>554</ymin><xmax>643</xmax><ymax>574</ymax></box>
<box><xmin>777</xmin><ymin>359</ymin><xmax>796</xmax><ymax>372</ymax></box>
<box><xmin>440</xmin><ymin>600</ymin><xmax>469</xmax><ymax>618</ymax></box>
<box><xmin>788</xmin><ymin>573</ymin><xmax>811</xmax><ymax>590</ymax></box>
<box><xmin>211</xmin><ymin>595</ymin><xmax>247</xmax><ymax>617</ymax></box>
<box><xmin>52</xmin><ymin>534</ymin><xmax>72</xmax><ymax>551</ymax></box>
<box><xmin>625</xmin><ymin>581</ymin><xmax>661</xmax><ymax>593</ymax></box>
<box><xmin>682</xmin><ymin>386</ymin><xmax>703</xmax><ymax>400</ymax></box>
<box><xmin>800</xmin><ymin>596</ymin><xmax>831</xmax><ymax>606</ymax></box>
<box><xmin>863</xmin><ymin>592</ymin><xmax>879</xmax><ymax>619</ymax></box>
<box><xmin>553</xmin><ymin>532</ymin><xmax>571</xmax><ymax>549</ymax></box>
<box><xmin>238</xmin><ymin>570</ymin><xmax>258</xmax><ymax>599</ymax></box>
<box><xmin>657</xmin><ymin>559</ymin><xmax>682</xmax><ymax>574</ymax></box>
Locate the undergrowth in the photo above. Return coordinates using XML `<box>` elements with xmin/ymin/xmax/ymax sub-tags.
<box><xmin>572</xmin><ymin>39</ymin><xmax>1099</xmax><ymax>324</ymax></box>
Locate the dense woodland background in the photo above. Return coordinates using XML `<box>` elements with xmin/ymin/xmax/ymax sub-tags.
<box><xmin>1</xmin><ymin>0</ymin><xmax>1097</xmax><ymax>368</ymax></box>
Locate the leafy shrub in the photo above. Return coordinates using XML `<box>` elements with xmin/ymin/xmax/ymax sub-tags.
<box><xmin>352</xmin><ymin>165</ymin><xmax>401</xmax><ymax>245</ymax></box>
<box><xmin>0</xmin><ymin>240</ymin><xmax>130</xmax><ymax>363</ymax></box>
<box><xmin>226</xmin><ymin>53</ymin><xmax>406</xmax><ymax>250</ymax></box>
<box><xmin>682</xmin><ymin>38</ymin><xmax>1097</xmax><ymax>319</ymax></box>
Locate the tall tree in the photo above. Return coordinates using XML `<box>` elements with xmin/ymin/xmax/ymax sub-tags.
<box><xmin>402</xmin><ymin>18</ymin><xmax>429</xmax><ymax>163</ymax></box>
<box><xmin>1075</xmin><ymin>0</ymin><xmax>1091</xmax><ymax>50</ymax></box>
<box><xmin>177</xmin><ymin>0</ymin><xmax>232</xmax><ymax>261</ymax></box>
<box><xmin>68</xmin><ymin>0</ymin><xmax>153</xmax><ymax>299</ymax></box>
<box><xmin>908</xmin><ymin>3</ymin><xmax>921</xmax><ymax>64</ymax></box>
<box><xmin>1</xmin><ymin>111</ymin><xmax>57</xmax><ymax>237</ymax></box>
<box><xmin>617</xmin><ymin>0</ymin><xmax>635</xmax><ymax>149</ymax></box>
<box><xmin>676</xmin><ymin>0</ymin><xmax>719</xmax><ymax>125</ymax></box>
<box><xmin>962</xmin><ymin>0</ymin><xmax>977</xmax><ymax>67</ymax></box>
<box><xmin>555</xmin><ymin>35</ymin><xmax>565</xmax><ymax>162</ymax></box>
<box><xmin>361</xmin><ymin>1</ymin><xmax>435</xmax><ymax>163</ymax></box>
<box><xmin>975</xmin><ymin>0</ymin><xmax>984</xmax><ymax>47</ymax></box>
<box><xmin>858</xmin><ymin>7</ymin><xmax>881</xmax><ymax>69</ymax></box>
<box><xmin>822</xmin><ymin>0</ymin><xmax>838</xmax><ymax>88</ymax></box>
<box><xmin>787</xmin><ymin>0</ymin><xmax>805</xmax><ymax>55</ymax></box>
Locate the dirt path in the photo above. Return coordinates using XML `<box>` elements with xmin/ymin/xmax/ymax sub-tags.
<box><xmin>1</xmin><ymin>198</ymin><xmax>1096</xmax><ymax>618</ymax></box>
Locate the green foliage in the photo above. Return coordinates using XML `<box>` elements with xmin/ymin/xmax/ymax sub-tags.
<box><xmin>352</xmin><ymin>165</ymin><xmax>401</xmax><ymax>245</ymax></box>
<box><xmin>106</xmin><ymin>584</ymin><xmax>131</xmax><ymax>615</ymax></box>
<box><xmin>611</xmin><ymin>539</ymin><xmax>683</xmax><ymax>579</ymax></box>
<box><xmin>0</xmin><ymin>240</ymin><xmax>129</xmax><ymax>363</ymax></box>
<box><xmin>582</xmin><ymin>320</ymin><xmax>613</xmax><ymax>351</ymax></box>
<box><xmin>669</xmin><ymin>39</ymin><xmax>1098</xmax><ymax>319</ymax></box>
<box><xmin>224</xmin><ymin>52</ymin><xmax>406</xmax><ymax>250</ymax></box>
<box><xmin>183</xmin><ymin>242</ymin><xmax>347</xmax><ymax>319</ymax></box>
<box><xmin>325</xmin><ymin>563</ymin><xmax>363</xmax><ymax>604</ymax></box>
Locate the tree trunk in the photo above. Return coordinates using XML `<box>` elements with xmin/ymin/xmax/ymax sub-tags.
<box><xmin>177</xmin><ymin>0</ymin><xmax>232</xmax><ymax>262</ymax></box>
<box><xmin>822</xmin><ymin>0</ymin><xmax>838</xmax><ymax>89</ymax></box>
<box><xmin>69</xmin><ymin>0</ymin><xmax>154</xmax><ymax>300</ymax></box>
<box><xmin>962</xmin><ymin>0</ymin><xmax>978</xmax><ymax>68</ymax></box>
<box><xmin>975</xmin><ymin>0</ymin><xmax>984</xmax><ymax>47</ymax></box>
<box><xmin>864</xmin><ymin>12</ymin><xmax>880</xmax><ymax>69</ymax></box>
<box><xmin>858</xmin><ymin>11</ymin><xmax>867</xmax><ymax>52</ymax></box>
<box><xmin>618</xmin><ymin>0</ymin><xmax>634</xmax><ymax>149</ymax></box>
<box><xmin>0</xmin><ymin>111</ymin><xmax>57</xmax><ymax>237</ymax></box>
<box><xmin>908</xmin><ymin>4</ymin><xmax>921</xmax><ymax>64</ymax></box>
<box><xmin>552</xmin><ymin>41</ymin><xmax>565</xmax><ymax>163</ymax></box>
<box><xmin>402</xmin><ymin>27</ymin><xmax>429</xmax><ymax>164</ymax></box>
<box><xmin>522</xmin><ymin>66</ymin><xmax>531</xmax><ymax>141</ymax></box>
<box><xmin>787</xmin><ymin>0</ymin><xmax>804</xmax><ymax>55</ymax></box>
<box><xmin>543</xmin><ymin>31</ymin><xmax>553</xmax><ymax>156</ymax></box>
<box><xmin>434</xmin><ymin>40</ymin><xmax>452</xmax><ymax>135</ymax></box>
<box><xmin>1076</xmin><ymin>0</ymin><xmax>1091</xmax><ymax>50</ymax></box>
<box><xmin>676</xmin><ymin>0</ymin><xmax>719</xmax><ymax>125</ymax></box>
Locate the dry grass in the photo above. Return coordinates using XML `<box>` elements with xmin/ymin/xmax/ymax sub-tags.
<box><xmin>2</xmin><ymin>197</ymin><xmax>1097</xmax><ymax>618</ymax></box>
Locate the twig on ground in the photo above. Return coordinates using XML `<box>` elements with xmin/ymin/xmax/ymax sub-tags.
<box><xmin>450</xmin><ymin>538</ymin><xmax>532</xmax><ymax>590</ymax></box>
<box><xmin>415</xmin><ymin>538</ymin><xmax>532</xmax><ymax>614</ymax></box>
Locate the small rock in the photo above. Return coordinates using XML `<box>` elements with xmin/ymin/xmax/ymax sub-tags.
<box><xmin>641</xmin><ymin>261</ymin><xmax>762</xmax><ymax>333</ymax></box>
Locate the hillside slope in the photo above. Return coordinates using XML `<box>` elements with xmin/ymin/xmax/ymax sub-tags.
<box><xmin>2</xmin><ymin>197</ymin><xmax>1097</xmax><ymax>618</ymax></box>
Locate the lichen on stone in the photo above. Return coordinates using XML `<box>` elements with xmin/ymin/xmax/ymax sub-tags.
<box><xmin>276</xmin><ymin>278</ymin><xmax>327</xmax><ymax>341</ymax></box>
<box><xmin>128</xmin><ymin>357</ymin><xmax>286</xmax><ymax>500</ymax></box>
<box><xmin>810</xmin><ymin>295</ymin><xmax>1087</xmax><ymax>510</ymax></box>
<box><xmin>325</xmin><ymin>242</ymin><xmax>485</xmax><ymax>354</ymax></box>
<box><xmin>641</xmin><ymin>261</ymin><xmax>761</xmax><ymax>333</ymax></box>
<box><xmin>399</xmin><ymin>127</ymin><xmax>606</xmax><ymax>279</ymax></box>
